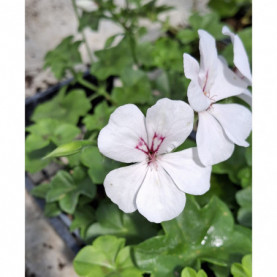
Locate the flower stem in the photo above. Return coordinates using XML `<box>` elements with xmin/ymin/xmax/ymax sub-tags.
<box><xmin>71</xmin><ymin>0</ymin><xmax>94</xmax><ymax>64</ymax></box>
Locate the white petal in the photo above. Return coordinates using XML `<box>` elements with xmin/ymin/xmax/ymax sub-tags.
<box><xmin>98</xmin><ymin>104</ymin><xmax>148</xmax><ymax>163</ymax></box>
<box><xmin>187</xmin><ymin>80</ymin><xmax>211</xmax><ymax>112</ymax></box>
<box><xmin>197</xmin><ymin>111</ymin><xmax>235</xmax><ymax>166</ymax></box>
<box><xmin>104</xmin><ymin>162</ymin><xmax>148</xmax><ymax>213</ymax></box>
<box><xmin>237</xmin><ymin>89</ymin><xmax>252</xmax><ymax>107</ymax></box>
<box><xmin>211</xmin><ymin>104</ymin><xmax>252</xmax><ymax>147</ymax></box>
<box><xmin>136</xmin><ymin>165</ymin><xmax>186</xmax><ymax>223</ymax></box>
<box><xmin>145</xmin><ymin>98</ymin><xmax>194</xmax><ymax>154</ymax></box>
<box><xmin>183</xmin><ymin>53</ymin><xmax>200</xmax><ymax>82</ymax></box>
<box><xmin>198</xmin><ymin>30</ymin><xmax>218</xmax><ymax>90</ymax></box>
<box><xmin>222</xmin><ymin>26</ymin><xmax>252</xmax><ymax>84</ymax></box>
<box><xmin>159</xmin><ymin>148</ymin><xmax>211</xmax><ymax>195</ymax></box>
<box><xmin>210</xmin><ymin>58</ymin><xmax>247</xmax><ymax>101</ymax></box>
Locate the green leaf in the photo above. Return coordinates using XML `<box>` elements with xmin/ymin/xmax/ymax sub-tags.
<box><xmin>73</xmin><ymin>235</ymin><xmax>142</xmax><ymax>277</ymax></box>
<box><xmin>236</xmin><ymin>187</ymin><xmax>252</xmax><ymax>227</ymax></box>
<box><xmin>136</xmin><ymin>41</ymin><xmax>155</xmax><ymax>67</ymax></box>
<box><xmin>79</xmin><ymin>11</ymin><xmax>102</xmax><ymax>31</ymax></box>
<box><xmin>85</xmin><ymin>201</ymin><xmax>159</xmax><ymax>244</ymax></box>
<box><xmin>104</xmin><ymin>34</ymin><xmax>122</xmax><ymax>48</ymax></box>
<box><xmin>90</xmin><ymin>39</ymin><xmax>133</xmax><ymax>80</ymax></box>
<box><xmin>153</xmin><ymin>37</ymin><xmax>183</xmax><ymax>72</ymax></box>
<box><xmin>213</xmin><ymin>146</ymin><xmax>247</xmax><ymax>184</ymax></box>
<box><xmin>181</xmin><ymin>267</ymin><xmax>207</xmax><ymax>277</ymax></box>
<box><xmin>111</xmin><ymin>68</ymin><xmax>153</xmax><ymax>105</ymax></box>
<box><xmin>44</xmin><ymin>202</ymin><xmax>61</xmax><ymax>217</ymax></box>
<box><xmin>177</xmin><ymin>29</ymin><xmax>198</xmax><ymax>44</ymax></box>
<box><xmin>196</xmin><ymin>174</ymin><xmax>237</xmax><ymax>210</ymax></box>
<box><xmin>208</xmin><ymin>0</ymin><xmax>240</xmax><ymax>17</ymax></box>
<box><xmin>231</xmin><ymin>254</ymin><xmax>252</xmax><ymax>277</ymax></box>
<box><xmin>31</xmin><ymin>182</ymin><xmax>51</xmax><ymax>199</ymax></box>
<box><xmin>189</xmin><ymin>12</ymin><xmax>225</xmax><ymax>40</ymax></box>
<box><xmin>25</xmin><ymin>134</ymin><xmax>50</xmax><ymax>152</ymax></box>
<box><xmin>46</xmin><ymin>168</ymin><xmax>96</xmax><ymax>214</ymax></box>
<box><xmin>83</xmin><ymin>101</ymin><xmax>115</xmax><ymax>131</ymax></box>
<box><xmin>70</xmin><ymin>206</ymin><xmax>95</xmax><ymax>239</ymax></box>
<box><xmin>44</xmin><ymin>141</ymin><xmax>94</xmax><ymax>159</ymax></box>
<box><xmin>81</xmin><ymin>146</ymin><xmax>120</xmax><ymax>184</ymax></box>
<box><xmin>31</xmin><ymin>89</ymin><xmax>91</xmax><ymax>125</ymax></box>
<box><xmin>44</xmin><ymin>36</ymin><xmax>82</xmax><ymax>79</ymax></box>
<box><xmin>237</xmin><ymin>167</ymin><xmax>252</xmax><ymax>188</ymax></box>
<box><xmin>134</xmin><ymin>196</ymin><xmax>252</xmax><ymax>276</ymax></box>
<box><xmin>26</xmin><ymin>118</ymin><xmax>80</xmax><ymax>150</ymax></box>
<box><xmin>25</xmin><ymin>143</ymin><xmax>56</xmax><ymax>173</ymax></box>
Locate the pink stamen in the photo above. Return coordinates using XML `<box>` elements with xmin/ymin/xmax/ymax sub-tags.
<box><xmin>135</xmin><ymin>132</ymin><xmax>165</xmax><ymax>165</ymax></box>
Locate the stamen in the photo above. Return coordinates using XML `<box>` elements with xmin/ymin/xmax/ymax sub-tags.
<box><xmin>135</xmin><ymin>133</ymin><xmax>165</xmax><ymax>165</ymax></box>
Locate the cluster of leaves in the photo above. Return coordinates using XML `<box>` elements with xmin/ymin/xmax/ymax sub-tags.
<box><xmin>25</xmin><ymin>0</ymin><xmax>252</xmax><ymax>276</ymax></box>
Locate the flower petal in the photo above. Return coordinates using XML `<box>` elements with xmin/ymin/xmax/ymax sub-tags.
<box><xmin>198</xmin><ymin>29</ymin><xmax>218</xmax><ymax>88</ymax></box>
<box><xmin>145</xmin><ymin>98</ymin><xmax>194</xmax><ymax>154</ymax></box>
<box><xmin>210</xmin><ymin>58</ymin><xmax>247</xmax><ymax>101</ymax></box>
<box><xmin>98</xmin><ymin>104</ymin><xmax>147</xmax><ymax>163</ymax></box>
<box><xmin>136</xmin><ymin>166</ymin><xmax>186</xmax><ymax>223</ymax></box>
<box><xmin>104</xmin><ymin>162</ymin><xmax>148</xmax><ymax>213</ymax></box>
<box><xmin>197</xmin><ymin>111</ymin><xmax>235</xmax><ymax>166</ymax></box>
<box><xmin>222</xmin><ymin>26</ymin><xmax>252</xmax><ymax>84</ymax></box>
<box><xmin>237</xmin><ymin>89</ymin><xmax>252</xmax><ymax>107</ymax></box>
<box><xmin>183</xmin><ymin>53</ymin><xmax>200</xmax><ymax>82</ymax></box>
<box><xmin>210</xmin><ymin>104</ymin><xmax>252</xmax><ymax>147</ymax></box>
<box><xmin>159</xmin><ymin>148</ymin><xmax>211</xmax><ymax>195</ymax></box>
<box><xmin>187</xmin><ymin>80</ymin><xmax>211</xmax><ymax>112</ymax></box>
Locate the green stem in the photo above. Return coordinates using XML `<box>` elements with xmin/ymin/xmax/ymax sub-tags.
<box><xmin>77</xmin><ymin>75</ymin><xmax>98</xmax><ymax>91</ymax></box>
<box><xmin>72</xmin><ymin>0</ymin><xmax>94</xmax><ymax>64</ymax></box>
<box><xmin>88</xmin><ymin>93</ymin><xmax>101</xmax><ymax>102</ymax></box>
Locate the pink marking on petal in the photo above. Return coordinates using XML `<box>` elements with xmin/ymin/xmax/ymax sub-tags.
<box><xmin>134</xmin><ymin>133</ymin><xmax>166</xmax><ymax>166</ymax></box>
<box><xmin>202</xmin><ymin>71</ymin><xmax>209</xmax><ymax>92</ymax></box>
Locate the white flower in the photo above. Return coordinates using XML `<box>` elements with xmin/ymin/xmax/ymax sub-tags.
<box><xmin>222</xmin><ymin>26</ymin><xmax>252</xmax><ymax>106</ymax></box>
<box><xmin>183</xmin><ymin>30</ymin><xmax>252</xmax><ymax>166</ymax></box>
<box><xmin>98</xmin><ymin>98</ymin><xmax>211</xmax><ymax>223</ymax></box>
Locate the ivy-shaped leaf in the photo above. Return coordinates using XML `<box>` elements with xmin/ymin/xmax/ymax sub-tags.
<box><xmin>31</xmin><ymin>89</ymin><xmax>91</xmax><ymax>124</ymax></box>
<box><xmin>213</xmin><ymin>146</ymin><xmax>247</xmax><ymax>184</ymax></box>
<box><xmin>25</xmin><ymin>143</ymin><xmax>56</xmax><ymax>173</ymax></box>
<box><xmin>31</xmin><ymin>182</ymin><xmax>52</xmax><ymax>199</ymax></box>
<box><xmin>90</xmin><ymin>39</ymin><xmax>133</xmax><ymax>80</ymax></box>
<box><xmin>78</xmin><ymin>11</ymin><xmax>103</xmax><ymax>31</ymax></box>
<box><xmin>85</xmin><ymin>201</ymin><xmax>159</xmax><ymax>244</ymax></box>
<box><xmin>81</xmin><ymin>146</ymin><xmax>120</xmax><ymax>184</ymax></box>
<box><xmin>111</xmin><ymin>68</ymin><xmax>153</xmax><ymax>105</ymax></box>
<box><xmin>44</xmin><ymin>36</ymin><xmax>82</xmax><ymax>79</ymax></box>
<box><xmin>231</xmin><ymin>254</ymin><xmax>252</xmax><ymax>277</ymax></box>
<box><xmin>133</xmin><ymin>196</ymin><xmax>251</xmax><ymax>277</ymax></box>
<box><xmin>26</xmin><ymin>118</ymin><xmax>80</xmax><ymax>149</ymax></box>
<box><xmin>188</xmin><ymin>12</ymin><xmax>225</xmax><ymax>41</ymax></box>
<box><xmin>73</xmin><ymin>235</ymin><xmax>143</xmax><ymax>277</ymax></box>
<box><xmin>83</xmin><ymin>101</ymin><xmax>115</xmax><ymax>131</ymax></box>
<box><xmin>152</xmin><ymin>37</ymin><xmax>183</xmax><ymax>73</ymax></box>
<box><xmin>236</xmin><ymin>187</ymin><xmax>252</xmax><ymax>228</ymax></box>
<box><xmin>70</xmin><ymin>205</ymin><xmax>95</xmax><ymax>239</ymax></box>
<box><xmin>46</xmin><ymin>167</ymin><xmax>96</xmax><ymax>214</ymax></box>
<box><xmin>181</xmin><ymin>267</ymin><xmax>207</xmax><ymax>277</ymax></box>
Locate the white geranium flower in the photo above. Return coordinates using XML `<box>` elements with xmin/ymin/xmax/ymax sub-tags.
<box><xmin>98</xmin><ymin>98</ymin><xmax>211</xmax><ymax>223</ymax></box>
<box><xmin>183</xmin><ymin>30</ymin><xmax>252</xmax><ymax>166</ymax></box>
<box><xmin>222</xmin><ymin>26</ymin><xmax>252</xmax><ymax>106</ymax></box>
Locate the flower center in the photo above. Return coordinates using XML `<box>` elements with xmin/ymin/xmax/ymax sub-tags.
<box><xmin>135</xmin><ymin>132</ymin><xmax>165</xmax><ymax>165</ymax></box>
